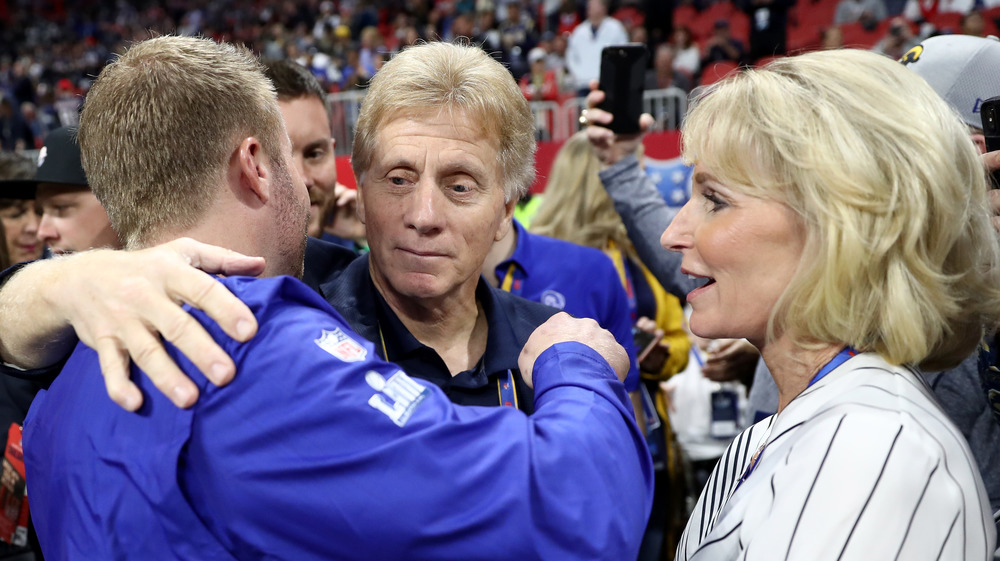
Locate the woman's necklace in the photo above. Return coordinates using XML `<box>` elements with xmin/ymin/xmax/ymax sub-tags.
<box><xmin>733</xmin><ymin>347</ymin><xmax>858</xmax><ymax>491</ymax></box>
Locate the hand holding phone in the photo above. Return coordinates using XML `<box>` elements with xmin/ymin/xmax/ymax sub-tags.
<box><xmin>979</xmin><ymin>96</ymin><xmax>1000</xmax><ymax>187</ymax></box>
<box><xmin>597</xmin><ymin>44</ymin><xmax>648</xmax><ymax>135</ymax></box>
<box><xmin>632</xmin><ymin>325</ymin><xmax>664</xmax><ymax>363</ymax></box>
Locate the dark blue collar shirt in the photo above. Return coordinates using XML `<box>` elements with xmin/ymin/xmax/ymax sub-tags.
<box><xmin>493</xmin><ymin>220</ymin><xmax>640</xmax><ymax>392</ymax></box>
<box><xmin>317</xmin><ymin>251</ymin><xmax>558</xmax><ymax>413</ymax></box>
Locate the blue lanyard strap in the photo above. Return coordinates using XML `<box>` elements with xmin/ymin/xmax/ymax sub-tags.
<box><xmin>497</xmin><ymin>369</ymin><xmax>518</xmax><ymax>408</ymax></box>
<box><xmin>808</xmin><ymin>346</ymin><xmax>858</xmax><ymax>388</ymax></box>
<box><xmin>736</xmin><ymin>346</ymin><xmax>857</xmax><ymax>488</ymax></box>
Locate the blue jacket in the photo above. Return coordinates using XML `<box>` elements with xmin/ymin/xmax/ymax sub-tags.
<box><xmin>24</xmin><ymin>275</ymin><xmax>654</xmax><ymax>560</ymax></box>
<box><xmin>493</xmin><ymin>221</ymin><xmax>640</xmax><ymax>392</ymax></box>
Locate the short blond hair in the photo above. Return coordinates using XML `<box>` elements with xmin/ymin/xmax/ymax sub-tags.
<box><xmin>78</xmin><ymin>36</ymin><xmax>285</xmax><ymax>248</ymax></box>
<box><xmin>352</xmin><ymin>41</ymin><xmax>535</xmax><ymax>202</ymax></box>
<box><xmin>683</xmin><ymin>48</ymin><xmax>1000</xmax><ymax>370</ymax></box>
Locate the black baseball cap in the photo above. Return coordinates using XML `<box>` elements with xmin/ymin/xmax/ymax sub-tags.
<box><xmin>34</xmin><ymin>126</ymin><xmax>88</xmax><ymax>188</ymax></box>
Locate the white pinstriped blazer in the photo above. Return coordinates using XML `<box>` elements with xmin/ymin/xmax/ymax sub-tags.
<box><xmin>677</xmin><ymin>352</ymin><xmax>995</xmax><ymax>561</ymax></box>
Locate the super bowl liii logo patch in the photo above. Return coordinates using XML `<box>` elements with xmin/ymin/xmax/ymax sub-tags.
<box><xmin>315</xmin><ymin>328</ymin><xmax>368</xmax><ymax>362</ymax></box>
<box><xmin>366</xmin><ymin>370</ymin><xmax>429</xmax><ymax>427</ymax></box>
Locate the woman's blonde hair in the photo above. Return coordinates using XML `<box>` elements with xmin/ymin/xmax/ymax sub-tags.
<box><xmin>531</xmin><ymin>131</ymin><xmax>636</xmax><ymax>257</ymax></box>
<box><xmin>683</xmin><ymin>48</ymin><xmax>1000</xmax><ymax>370</ymax></box>
<box><xmin>352</xmin><ymin>41</ymin><xmax>536</xmax><ymax>202</ymax></box>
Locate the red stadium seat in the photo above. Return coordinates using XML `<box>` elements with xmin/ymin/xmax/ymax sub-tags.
<box><xmin>787</xmin><ymin>24</ymin><xmax>821</xmax><ymax>53</ymax></box>
<box><xmin>839</xmin><ymin>21</ymin><xmax>882</xmax><ymax>49</ymax></box>
<box><xmin>702</xmin><ymin>0</ymin><xmax>737</xmax><ymax>22</ymax></box>
<box><xmin>927</xmin><ymin>11</ymin><xmax>963</xmax><ymax>32</ymax></box>
<box><xmin>699</xmin><ymin>60</ymin><xmax>740</xmax><ymax>86</ymax></box>
<box><xmin>793</xmin><ymin>0</ymin><xmax>840</xmax><ymax>29</ymax></box>
<box><xmin>728</xmin><ymin>10</ymin><xmax>751</xmax><ymax>44</ymax></box>
<box><xmin>674</xmin><ymin>4</ymin><xmax>699</xmax><ymax>29</ymax></box>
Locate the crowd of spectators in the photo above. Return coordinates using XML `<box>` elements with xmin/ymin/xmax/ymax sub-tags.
<box><xmin>0</xmin><ymin>0</ymin><xmax>657</xmax><ymax>151</ymax></box>
<box><xmin>2</xmin><ymin>0</ymin><xmax>998</xmax><ymax>152</ymax></box>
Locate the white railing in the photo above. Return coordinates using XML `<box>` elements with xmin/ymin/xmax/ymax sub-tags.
<box><xmin>645</xmin><ymin>87</ymin><xmax>688</xmax><ymax>131</ymax></box>
<box><xmin>327</xmin><ymin>90</ymin><xmax>366</xmax><ymax>156</ymax></box>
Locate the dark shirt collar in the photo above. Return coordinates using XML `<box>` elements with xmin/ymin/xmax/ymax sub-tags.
<box><xmin>495</xmin><ymin>219</ymin><xmax>532</xmax><ymax>281</ymax></box>
<box><xmin>370</xmin><ymin>272</ymin><xmax>523</xmax><ymax>382</ymax></box>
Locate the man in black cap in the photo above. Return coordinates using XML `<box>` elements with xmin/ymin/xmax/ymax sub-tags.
<box><xmin>702</xmin><ymin>20</ymin><xmax>746</xmax><ymax>66</ymax></box>
<box><xmin>34</xmin><ymin>126</ymin><xmax>120</xmax><ymax>254</ymax></box>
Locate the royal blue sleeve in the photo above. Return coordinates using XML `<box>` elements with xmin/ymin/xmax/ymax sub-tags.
<box><xmin>181</xmin><ymin>276</ymin><xmax>653</xmax><ymax>561</ymax></box>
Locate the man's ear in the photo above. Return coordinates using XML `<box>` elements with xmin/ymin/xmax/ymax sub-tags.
<box><xmin>236</xmin><ymin>137</ymin><xmax>270</xmax><ymax>205</ymax></box>
<box><xmin>495</xmin><ymin>195</ymin><xmax>518</xmax><ymax>242</ymax></box>
<box><xmin>354</xmin><ymin>176</ymin><xmax>367</xmax><ymax>226</ymax></box>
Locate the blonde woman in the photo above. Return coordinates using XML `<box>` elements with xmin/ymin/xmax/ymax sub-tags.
<box><xmin>646</xmin><ymin>49</ymin><xmax>999</xmax><ymax>559</ymax></box>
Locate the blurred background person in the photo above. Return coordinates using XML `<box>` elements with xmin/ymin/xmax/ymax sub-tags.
<box><xmin>834</xmin><ymin>0</ymin><xmax>888</xmax><ymax>28</ymax></box>
<box><xmin>740</xmin><ymin>0</ymin><xmax>794</xmax><ymax>63</ymax></box>
<box><xmin>263</xmin><ymin>60</ymin><xmax>366</xmax><ymax>253</ymax></box>
<box><xmin>820</xmin><ymin>26</ymin><xmax>846</xmax><ymax>49</ymax></box>
<box><xmin>0</xmin><ymin>151</ymin><xmax>42</xmax><ymax>265</ymax></box>
<box><xmin>646</xmin><ymin>44</ymin><xmax>693</xmax><ymax>94</ymax></box>
<box><xmin>531</xmin><ymin>131</ymin><xmax>691</xmax><ymax>561</ymax></box>
<box><xmin>0</xmin><ymin>97</ymin><xmax>35</xmax><ymax>152</ymax></box>
<box><xmin>671</xmin><ymin>25</ymin><xmax>702</xmax><ymax>82</ymax></box>
<box><xmin>566</xmin><ymin>0</ymin><xmax>628</xmax><ymax>97</ymax></box>
<box><xmin>33</xmin><ymin>126</ymin><xmax>120</xmax><ymax>254</ymax></box>
<box><xmin>519</xmin><ymin>47</ymin><xmax>560</xmax><ymax>102</ymax></box>
<box><xmin>0</xmin><ymin>150</ymin><xmax>48</xmax><ymax>560</ymax></box>
<box><xmin>961</xmin><ymin>10</ymin><xmax>988</xmax><ymax>37</ymax></box>
<box><xmin>702</xmin><ymin>20</ymin><xmax>746</xmax><ymax>67</ymax></box>
<box><xmin>871</xmin><ymin>17</ymin><xmax>918</xmax><ymax>59</ymax></box>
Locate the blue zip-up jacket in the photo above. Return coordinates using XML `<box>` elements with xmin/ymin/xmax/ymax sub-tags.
<box><xmin>24</xmin><ymin>275</ymin><xmax>653</xmax><ymax>561</ymax></box>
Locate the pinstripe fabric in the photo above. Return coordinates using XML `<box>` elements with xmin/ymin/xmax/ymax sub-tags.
<box><xmin>677</xmin><ymin>353</ymin><xmax>996</xmax><ymax>561</ymax></box>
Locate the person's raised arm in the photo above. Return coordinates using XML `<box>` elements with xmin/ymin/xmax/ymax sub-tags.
<box><xmin>583</xmin><ymin>87</ymin><xmax>696</xmax><ymax>298</ymax></box>
<box><xmin>322</xmin><ymin>183</ymin><xmax>367</xmax><ymax>243</ymax></box>
<box><xmin>0</xmin><ymin>238</ymin><xmax>264</xmax><ymax>411</ymax></box>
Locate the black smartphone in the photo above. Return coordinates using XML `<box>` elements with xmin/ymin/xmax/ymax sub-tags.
<box><xmin>980</xmin><ymin>96</ymin><xmax>1000</xmax><ymax>187</ymax></box>
<box><xmin>597</xmin><ymin>44</ymin><xmax>648</xmax><ymax>135</ymax></box>
<box><xmin>632</xmin><ymin>326</ymin><xmax>662</xmax><ymax>362</ymax></box>
<box><xmin>982</xmin><ymin>96</ymin><xmax>1000</xmax><ymax>152</ymax></box>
